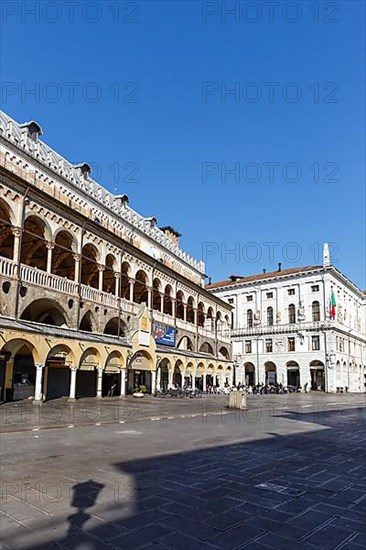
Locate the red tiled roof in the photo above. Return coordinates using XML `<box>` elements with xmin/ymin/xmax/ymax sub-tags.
<box><xmin>206</xmin><ymin>266</ymin><xmax>323</xmax><ymax>289</ymax></box>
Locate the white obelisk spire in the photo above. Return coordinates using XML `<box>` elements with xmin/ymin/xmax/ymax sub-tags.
<box><xmin>323</xmin><ymin>243</ymin><xmax>330</xmax><ymax>267</ymax></box>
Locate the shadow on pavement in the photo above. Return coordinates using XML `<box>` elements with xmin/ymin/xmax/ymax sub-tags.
<box><xmin>3</xmin><ymin>406</ymin><xmax>366</xmax><ymax>550</ymax></box>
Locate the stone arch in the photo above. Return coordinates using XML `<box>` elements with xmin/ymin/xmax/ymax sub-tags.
<box><xmin>199</xmin><ymin>341</ymin><xmax>214</xmax><ymax>355</ymax></box>
<box><xmin>20</xmin><ymin>215</ymin><xmax>49</xmax><ymax>270</ymax></box>
<box><xmin>265</xmin><ymin>361</ymin><xmax>277</xmax><ymax>384</ymax></box>
<box><xmin>218</xmin><ymin>346</ymin><xmax>230</xmax><ymax>359</ymax></box>
<box><xmin>46</xmin><ymin>344</ymin><xmax>75</xmax><ymax>366</ymax></box>
<box><xmin>20</xmin><ymin>298</ymin><xmax>68</xmax><ymax>327</ymax></box>
<box><xmin>133</xmin><ymin>269</ymin><xmax>148</xmax><ymax>304</ymax></box>
<box><xmin>103</xmin><ymin>317</ymin><xmax>127</xmax><ymax>337</ymax></box>
<box><xmin>105</xmin><ymin>350</ymin><xmax>124</xmax><ymax>370</ymax></box>
<box><xmin>244</xmin><ymin>362</ymin><xmax>255</xmax><ymax>385</ymax></box>
<box><xmin>81</xmin><ymin>243</ymin><xmax>99</xmax><ymax>288</ymax></box>
<box><xmin>1</xmin><ymin>337</ymin><xmax>41</xmax><ymax>364</ymax></box>
<box><xmin>121</xmin><ymin>261</ymin><xmax>131</xmax><ymax>299</ymax></box>
<box><xmin>152</xmin><ymin>278</ymin><xmax>162</xmax><ymax>311</ymax></box>
<box><xmin>79</xmin><ymin>310</ymin><xmax>95</xmax><ymax>332</ymax></box>
<box><xmin>44</xmin><ymin>343</ymin><xmax>76</xmax><ymax>400</ymax></box>
<box><xmin>177</xmin><ymin>335</ymin><xmax>194</xmax><ymax>351</ymax></box>
<box><xmin>286</xmin><ymin>360</ymin><xmax>300</xmax><ymax>387</ymax></box>
<box><xmin>176</xmin><ymin>290</ymin><xmax>185</xmax><ymax>320</ymax></box>
<box><xmin>163</xmin><ymin>284</ymin><xmax>173</xmax><ymax>315</ymax></box>
<box><xmin>52</xmin><ymin>230</ymin><xmax>75</xmax><ymax>280</ymax></box>
<box><xmin>79</xmin><ymin>347</ymin><xmax>100</xmax><ymax>369</ymax></box>
<box><xmin>103</xmin><ymin>253</ymin><xmax>117</xmax><ymax>294</ymax></box>
<box><xmin>0</xmin><ymin>198</ymin><xmax>15</xmax><ymax>260</ymax></box>
<box><xmin>186</xmin><ymin>296</ymin><xmax>195</xmax><ymax>324</ymax></box>
<box><xmin>197</xmin><ymin>301</ymin><xmax>205</xmax><ymax>327</ymax></box>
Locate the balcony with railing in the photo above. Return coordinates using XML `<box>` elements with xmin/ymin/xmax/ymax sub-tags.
<box><xmin>230</xmin><ymin>320</ymin><xmax>335</xmax><ymax>338</ymax></box>
<box><xmin>0</xmin><ymin>257</ymin><xmax>141</xmax><ymax>316</ymax></box>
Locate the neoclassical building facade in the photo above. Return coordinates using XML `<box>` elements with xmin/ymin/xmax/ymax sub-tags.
<box><xmin>207</xmin><ymin>257</ymin><xmax>366</xmax><ymax>393</ymax></box>
<box><xmin>0</xmin><ymin>111</ymin><xmax>232</xmax><ymax>402</ymax></box>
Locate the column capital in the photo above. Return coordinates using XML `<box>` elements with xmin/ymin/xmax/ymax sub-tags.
<box><xmin>11</xmin><ymin>226</ymin><xmax>22</xmax><ymax>237</ymax></box>
<box><xmin>46</xmin><ymin>241</ymin><xmax>55</xmax><ymax>250</ymax></box>
<box><xmin>128</xmin><ymin>277</ymin><xmax>135</xmax><ymax>284</ymax></box>
<box><xmin>70</xmin><ymin>365</ymin><xmax>78</xmax><ymax>371</ymax></box>
<box><xmin>73</xmin><ymin>253</ymin><xmax>81</xmax><ymax>262</ymax></box>
<box><xmin>114</xmin><ymin>272</ymin><xmax>121</xmax><ymax>279</ymax></box>
<box><xmin>97</xmin><ymin>264</ymin><xmax>105</xmax><ymax>272</ymax></box>
<box><xmin>97</xmin><ymin>366</ymin><xmax>104</xmax><ymax>373</ymax></box>
<box><xmin>35</xmin><ymin>364</ymin><xmax>45</xmax><ymax>370</ymax></box>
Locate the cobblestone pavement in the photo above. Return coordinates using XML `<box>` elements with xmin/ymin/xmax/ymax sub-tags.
<box><xmin>1</xmin><ymin>393</ymin><xmax>365</xmax><ymax>549</ymax></box>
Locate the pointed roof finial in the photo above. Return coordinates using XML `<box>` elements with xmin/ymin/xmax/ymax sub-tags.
<box><xmin>323</xmin><ymin>243</ymin><xmax>330</xmax><ymax>267</ymax></box>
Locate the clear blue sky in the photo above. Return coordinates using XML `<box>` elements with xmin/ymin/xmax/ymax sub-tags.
<box><xmin>1</xmin><ymin>1</ymin><xmax>365</xmax><ymax>288</ymax></box>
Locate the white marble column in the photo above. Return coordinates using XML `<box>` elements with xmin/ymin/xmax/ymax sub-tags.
<box><xmin>203</xmin><ymin>374</ymin><xmax>207</xmax><ymax>393</ymax></box>
<box><xmin>129</xmin><ymin>278</ymin><xmax>135</xmax><ymax>302</ymax></box>
<box><xmin>46</xmin><ymin>242</ymin><xmax>54</xmax><ymax>273</ymax></box>
<box><xmin>12</xmin><ymin>227</ymin><xmax>21</xmax><ymax>265</ymax></box>
<box><xmin>73</xmin><ymin>254</ymin><xmax>81</xmax><ymax>282</ymax></box>
<box><xmin>151</xmin><ymin>370</ymin><xmax>156</xmax><ymax>395</ymax></box>
<box><xmin>156</xmin><ymin>367</ymin><xmax>161</xmax><ymax>391</ymax></box>
<box><xmin>96</xmin><ymin>368</ymin><xmax>103</xmax><ymax>398</ymax></box>
<box><xmin>147</xmin><ymin>287</ymin><xmax>152</xmax><ymax>309</ymax></box>
<box><xmin>69</xmin><ymin>366</ymin><xmax>77</xmax><ymax>401</ymax></box>
<box><xmin>191</xmin><ymin>374</ymin><xmax>196</xmax><ymax>390</ymax></box>
<box><xmin>168</xmin><ymin>369</ymin><xmax>174</xmax><ymax>389</ymax></box>
<box><xmin>114</xmin><ymin>273</ymin><xmax>120</xmax><ymax>297</ymax></box>
<box><xmin>98</xmin><ymin>265</ymin><xmax>104</xmax><ymax>291</ymax></box>
<box><xmin>34</xmin><ymin>365</ymin><xmax>44</xmax><ymax>403</ymax></box>
<box><xmin>120</xmin><ymin>369</ymin><xmax>126</xmax><ymax>397</ymax></box>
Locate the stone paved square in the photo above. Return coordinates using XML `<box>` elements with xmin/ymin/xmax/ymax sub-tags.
<box><xmin>1</xmin><ymin>393</ymin><xmax>366</xmax><ymax>549</ymax></box>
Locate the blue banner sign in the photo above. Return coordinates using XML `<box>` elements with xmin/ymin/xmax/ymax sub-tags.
<box><xmin>153</xmin><ymin>322</ymin><xmax>176</xmax><ymax>347</ymax></box>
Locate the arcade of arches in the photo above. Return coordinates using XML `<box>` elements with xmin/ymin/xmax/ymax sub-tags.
<box><xmin>0</xmin><ymin>334</ymin><xmax>232</xmax><ymax>402</ymax></box>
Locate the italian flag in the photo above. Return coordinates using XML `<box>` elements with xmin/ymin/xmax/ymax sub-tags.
<box><xmin>330</xmin><ymin>290</ymin><xmax>336</xmax><ymax>319</ymax></box>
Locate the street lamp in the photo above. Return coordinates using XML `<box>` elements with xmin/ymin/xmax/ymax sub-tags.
<box><xmin>233</xmin><ymin>360</ymin><xmax>239</xmax><ymax>385</ymax></box>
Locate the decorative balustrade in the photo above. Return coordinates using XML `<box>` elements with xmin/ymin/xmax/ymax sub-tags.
<box><xmin>230</xmin><ymin>320</ymin><xmax>335</xmax><ymax>338</ymax></box>
<box><xmin>152</xmin><ymin>310</ymin><xmax>176</xmax><ymax>326</ymax></box>
<box><xmin>0</xmin><ymin>257</ymin><xmax>17</xmax><ymax>278</ymax></box>
<box><xmin>20</xmin><ymin>265</ymin><xmax>79</xmax><ymax>295</ymax></box>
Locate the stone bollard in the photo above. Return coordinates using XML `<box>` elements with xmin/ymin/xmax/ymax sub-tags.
<box><xmin>228</xmin><ymin>391</ymin><xmax>247</xmax><ymax>410</ymax></box>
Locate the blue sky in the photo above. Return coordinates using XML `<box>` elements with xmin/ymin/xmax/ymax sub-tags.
<box><xmin>1</xmin><ymin>1</ymin><xmax>365</xmax><ymax>288</ymax></box>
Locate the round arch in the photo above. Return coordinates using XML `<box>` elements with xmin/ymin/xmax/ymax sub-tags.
<box><xmin>244</xmin><ymin>362</ymin><xmax>255</xmax><ymax>386</ymax></box>
<box><xmin>0</xmin><ymin>198</ymin><xmax>15</xmax><ymax>260</ymax></box>
<box><xmin>265</xmin><ymin>361</ymin><xmax>277</xmax><ymax>384</ymax></box>
<box><xmin>20</xmin><ymin>299</ymin><xmax>68</xmax><ymax>327</ymax></box>
<box><xmin>79</xmin><ymin>310</ymin><xmax>95</xmax><ymax>332</ymax></box>
<box><xmin>81</xmin><ymin>243</ymin><xmax>99</xmax><ymax>288</ymax></box>
<box><xmin>286</xmin><ymin>361</ymin><xmax>300</xmax><ymax>388</ymax></box>
<box><xmin>52</xmin><ymin>230</ymin><xmax>76</xmax><ymax>280</ymax></box>
<box><xmin>133</xmin><ymin>270</ymin><xmax>148</xmax><ymax>305</ymax></box>
<box><xmin>103</xmin><ymin>317</ymin><xmax>127</xmax><ymax>337</ymax></box>
<box><xmin>21</xmin><ymin>215</ymin><xmax>49</xmax><ymax>271</ymax></box>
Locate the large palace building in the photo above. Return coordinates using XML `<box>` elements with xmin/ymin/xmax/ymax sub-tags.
<box><xmin>0</xmin><ymin>111</ymin><xmax>232</xmax><ymax>402</ymax></box>
<box><xmin>207</xmin><ymin>252</ymin><xmax>366</xmax><ymax>393</ymax></box>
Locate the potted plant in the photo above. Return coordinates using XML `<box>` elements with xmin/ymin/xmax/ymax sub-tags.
<box><xmin>133</xmin><ymin>385</ymin><xmax>148</xmax><ymax>398</ymax></box>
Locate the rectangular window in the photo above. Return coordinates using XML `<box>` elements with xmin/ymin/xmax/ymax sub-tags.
<box><xmin>245</xmin><ymin>340</ymin><xmax>252</xmax><ymax>353</ymax></box>
<box><xmin>265</xmin><ymin>339</ymin><xmax>273</xmax><ymax>352</ymax></box>
<box><xmin>312</xmin><ymin>336</ymin><xmax>320</xmax><ymax>351</ymax></box>
<box><xmin>228</xmin><ymin>298</ymin><xmax>234</xmax><ymax>304</ymax></box>
<box><xmin>247</xmin><ymin>295</ymin><xmax>253</xmax><ymax>302</ymax></box>
<box><xmin>288</xmin><ymin>289</ymin><xmax>295</xmax><ymax>295</ymax></box>
<box><xmin>311</xmin><ymin>285</ymin><xmax>319</xmax><ymax>292</ymax></box>
<box><xmin>288</xmin><ymin>337</ymin><xmax>295</xmax><ymax>352</ymax></box>
<box><xmin>266</xmin><ymin>292</ymin><xmax>273</xmax><ymax>299</ymax></box>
